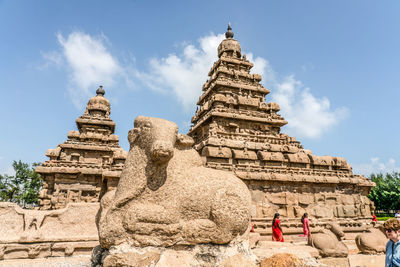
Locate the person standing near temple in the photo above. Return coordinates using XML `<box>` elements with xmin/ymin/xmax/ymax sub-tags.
<box><xmin>384</xmin><ymin>218</ymin><xmax>400</xmax><ymax>267</ymax></box>
<box><xmin>372</xmin><ymin>212</ymin><xmax>378</xmax><ymax>223</ymax></box>
<box><xmin>395</xmin><ymin>210</ymin><xmax>400</xmax><ymax>221</ymax></box>
<box><xmin>272</xmin><ymin>213</ymin><xmax>284</xmax><ymax>242</ymax></box>
<box><xmin>301</xmin><ymin>213</ymin><xmax>311</xmax><ymax>240</ymax></box>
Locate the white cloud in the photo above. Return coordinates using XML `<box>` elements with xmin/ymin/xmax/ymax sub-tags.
<box><xmin>269</xmin><ymin>75</ymin><xmax>348</xmax><ymax>139</ymax></box>
<box><xmin>41</xmin><ymin>31</ymin><xmax>348</xmax><ymax>138</ymax></box>
<box><xmin>136</xmin><ymin>33</ymin><xmax>225</xmax><ymax>110</ymax></box>
<box><xmin>246</xmin><ymin>53</ymin><xmax>348</xmax><ymax>139</ymax></box>
<box><xmin>139</xmin><ymin>32</ymin><xmax>348</xmax><ymax>138</ymax></box>
<box><xmin>42</xmin><ymin>31</ymin><xmax>133</xmax><ymax>108</ymax></box>
<box><xmin>352</xmin><ymin>157</ymin><xmax>400</xmax><ymax>176</ymax></box>
<box><xmin>38</xmin><ymin>50</ymin><xmax>63</xmax><ymax>70</ymax></box>
<box><xmin>56</xmin><ymin>32</ymin><xmax>123</xmax><ymax>107</ymax></box>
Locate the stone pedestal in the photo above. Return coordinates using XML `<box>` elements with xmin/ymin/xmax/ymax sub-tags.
<box><xmin>93</xmin><ymin>241</ymin><xmax>256</xmax><ymax>267</ymax></box>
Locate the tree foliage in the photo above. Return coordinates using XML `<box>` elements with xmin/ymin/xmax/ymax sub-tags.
<box><xmin>368</xmin><ymin>172</ymin><xmax>400</xmax><ymax>211</ymax></box>
<box><xmin>0</xmin><ymin>160</ymin><xmax>43</xmax><ymax>207</ymax></box>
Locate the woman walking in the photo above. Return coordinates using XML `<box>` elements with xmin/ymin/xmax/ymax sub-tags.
<box><xmin>301</xmin><ymin>213</ymin><xmax>310</xmax><ymax>240</ymax></box>
<box><xmin>272</xmin><ymin>213</ymin><xmax>284</xmax><ymax>242</ymax></box>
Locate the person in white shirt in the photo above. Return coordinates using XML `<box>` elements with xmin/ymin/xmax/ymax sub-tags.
<box><xmin>395</xmin><ymin>210</ymin><xmax>400</xmax><ymax>221</ymax></box>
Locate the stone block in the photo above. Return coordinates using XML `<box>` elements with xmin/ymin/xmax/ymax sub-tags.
<box><xmin>348</xmin><ymin>254</ymin><xmax>385</xmax><ymax>267</ymax></box>
<box><xmin>221</xmin><ymin>254</ymin><xmax>256</xmax><ymax>267</ymax></box>
<box><xmin>260</xmin><ymin>253</ymin><xmax>302</xmax><ymax>267</ymax></box>
<box><xmin>317</xmin><ymin>257</ymin><xmax>349</xmax><ymax>267</ymax></box>
<box><xmin>103</xmin><ymin>251</ymin><xmax>161</xmax><ymax>267</ymax></box>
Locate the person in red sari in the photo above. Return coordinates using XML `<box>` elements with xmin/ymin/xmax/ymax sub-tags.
<box><xmin>372</xmin><ymin>212</ymin><xmax>378</xmax><ymax>222</ymax></box>
<box><xmin>301</xmin><ymin>213</ymin><xmax>311</xmax><ymax>240</ymax></box>
<box><xmin>272</xmin><ymin>213</ymin><xmax>284</xmax><ymax>242</ymax></box>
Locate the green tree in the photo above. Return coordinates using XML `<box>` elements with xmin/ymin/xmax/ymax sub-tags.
<box><xmin>368</xmin><ymin>172</ymin><xmax>400</xmax><ymax>212</ymax></box>
<box><xmin>0</xmin><ymin>160</ymin><xmax>43</xmax><ymax>207</ymax></box>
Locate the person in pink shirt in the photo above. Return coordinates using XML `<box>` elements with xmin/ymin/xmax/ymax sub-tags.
<box><xmin>301</xmin><ymin>213</ymin><xmax>310</xmax><ymax>240</ymax></box>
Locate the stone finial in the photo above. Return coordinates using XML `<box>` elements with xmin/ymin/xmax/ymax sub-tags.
<box><xmin>225</xmin><ymin>22</ymin><xmax>234</xmax><ymax>39</ymax></box>
<box><xmin>96</xmin><ymin>85</ymin><xmax>105</xmax><ymax>96</ymax></box>
<box><xmin>218</xmin><ymin>22</ymin><xmax>241</xmax><ymax>58</ymax></box>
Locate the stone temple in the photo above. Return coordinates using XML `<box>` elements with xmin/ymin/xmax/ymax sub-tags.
<box><xmin>36</xmin><ymin>86</ymin><xmax>127</xmax><ymax>210</ymax></box>
<box><xmin>188</xmin><ymin>24</ymin><xmax>375</xmax><ymax>235</ymax></box>
<box><xmin>0</xmin><ymin>87</ymin><xmax>126</xmax><ymax>261</ymax></box>
<box><xmin>0</xmin><ymin>25</ymin><xmax>384</xmax><ymax>266</ymax></box>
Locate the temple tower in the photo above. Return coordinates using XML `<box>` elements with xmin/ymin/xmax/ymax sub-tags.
<box><xmin>189</xmin><ymin>24</ymin><xmax>374</xmax><ymax>232</ymax></box>
<box><xmin>36</xmin><ymin>86</ymin><xmax>127</xmax><ymax>209</ymax></box>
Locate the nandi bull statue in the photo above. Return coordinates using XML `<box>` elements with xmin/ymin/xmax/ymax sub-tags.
<box><xmin>94</xmin><ymin>116</ymin><xmax>253</xmax><ymax>266</ymax></box>
<box><xmin>308</xmin><ymin>222</ymin><xmax>349</xmax><ymax>258</ymax></box>
<box><xmin>355</xmin><ymin>223</ymin><xmax>387</xmax><ymax>254</ymax></box>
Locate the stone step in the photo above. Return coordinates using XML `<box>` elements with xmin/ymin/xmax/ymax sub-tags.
<box><xmin>343</xmin><ymin>239</ymin><xmax>360</xmax><ymax>255</ymax></box>
<box><xmin>0</xmin><ymin>256</ymin><xmax>91</xmax><ymax>267</ymax></box>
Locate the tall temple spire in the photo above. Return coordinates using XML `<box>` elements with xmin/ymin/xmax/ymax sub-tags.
<box><xmin>225</xmin><ymin>22</ymin><xmax>234</xmax><ymax>39</ymax></box>
<box><xmin>188</xmin><ymin>24</ymin><xmax>374</xmax><ymax>229</ymax></box>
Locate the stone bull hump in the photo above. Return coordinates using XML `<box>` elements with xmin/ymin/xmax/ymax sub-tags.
<box><xmin>97</xmin><ymin>116</ymin><xmax>251</xmax><ymax>249</ymax></box>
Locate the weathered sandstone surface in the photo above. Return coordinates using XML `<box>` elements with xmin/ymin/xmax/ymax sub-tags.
<box><xmin>95</xmin><ymin>116</ymin><xmax>254</xmax><ymax>266</ymax></box>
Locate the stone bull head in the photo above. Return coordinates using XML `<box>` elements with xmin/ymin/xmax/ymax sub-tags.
<box><xmin>112</xmin><ymin>116</ymin><xmax>194</xmax><ymax>207</ymax></box>
<box><xmin>128</xmin><ymin>116</ymin><xmax>193</xmax><ymax>164</ymax></box>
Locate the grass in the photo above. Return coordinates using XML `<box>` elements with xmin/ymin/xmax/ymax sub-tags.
<box><xmin>377</xmin><ymin>216</ymin><xmax>392</xmax><ymax>221</ymax></box>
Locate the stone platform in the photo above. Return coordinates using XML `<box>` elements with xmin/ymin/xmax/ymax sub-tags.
<box><xmin>0</xmin><ymin>243</ymin><xmax>385</xmax><ymax>267</ymax></box>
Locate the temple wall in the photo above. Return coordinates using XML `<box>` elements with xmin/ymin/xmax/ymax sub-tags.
<box><xmin>246</xmin><ymin>181</ymin><xmax>373</xmax><ymax>220</ymax></box>
<box><xmin>0</xmin><ymin>202</ymin><xmax>99</xmax><ymax>260</ymax></box>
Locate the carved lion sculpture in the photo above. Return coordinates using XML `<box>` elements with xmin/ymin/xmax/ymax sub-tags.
<box><xmin>97</xmin><ymin>116</ymin><xmax>251</xmax><ymax>249</ymax></box>
<box><xmin>308</xmin><ymin>222</ymin><xmax>348</xmax><ymax>257</ymax></box>
<box><xmin>355</xmin><ymin>225</ymin><xmax>387</xmax><ymax>254</ymax></box>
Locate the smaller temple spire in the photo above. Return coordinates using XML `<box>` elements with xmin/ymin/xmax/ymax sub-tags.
<box><xmin>225</xmin><ymin>22</ymin><xmax>234</xmax><ymax>39</ymax></box>
<box><xmin>96</xmin><ymin>85</ymin><xmax>105</xmax><ymax>96</ymax></box>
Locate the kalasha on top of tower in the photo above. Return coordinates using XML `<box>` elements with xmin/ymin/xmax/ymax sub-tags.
<box><xmin>85</xmin><ymin>85</ymin><xmax>111</xmax><ymax>117</ymax></box>
<box><xmin>218</xmin><ymin>22</ymin><xmax>242</xmax><ymax>58</ymax></box>
<box><xmin>76</xmin><ymin>85</ymin><xmax>114</xmax><ymax>133</ymax></box>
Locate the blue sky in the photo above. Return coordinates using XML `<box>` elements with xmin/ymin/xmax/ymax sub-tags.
<box><xmin>1</xmin><ymin>0</ymin><xmax>399</xmax><ymax>176</ymax></box>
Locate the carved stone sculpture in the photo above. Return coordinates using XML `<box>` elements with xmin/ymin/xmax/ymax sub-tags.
<box><xmin>0</xmin><ymin>202</ymin><xmax>99</xmax><ymax>260</ymax></box>
<box><xmin>98</xmin><ymin>116</ymin><xmax>251</xmax><ymax>249</ymax></box>
<box><xmin>308</xmin><ymin>222</ymin><xmax>349</xmax><ymax>258</ymax></box>
<box><xmin>355</xmin><ymin>225</ymin><xmax>387</xmax><ymax>254</ymax></box>
<box><xmin>35</xmin><ymin>86</ymin><xmax>127</xmax><ymax>210</ymax></box>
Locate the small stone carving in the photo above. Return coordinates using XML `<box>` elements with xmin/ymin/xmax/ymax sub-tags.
<box><xmin>98</xmin><ymin>116</ymin><xmax>251</xmax><ymax>249</ymax></box>
<box><xmin>308</xmin><ymin>222</ymin><xmax>349</xmax><ymax>258</ymax></box>
<box><xmin>355</xmin><ymin>225</ymin><xmax>387</xmax><ymax>254</ymax></box>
